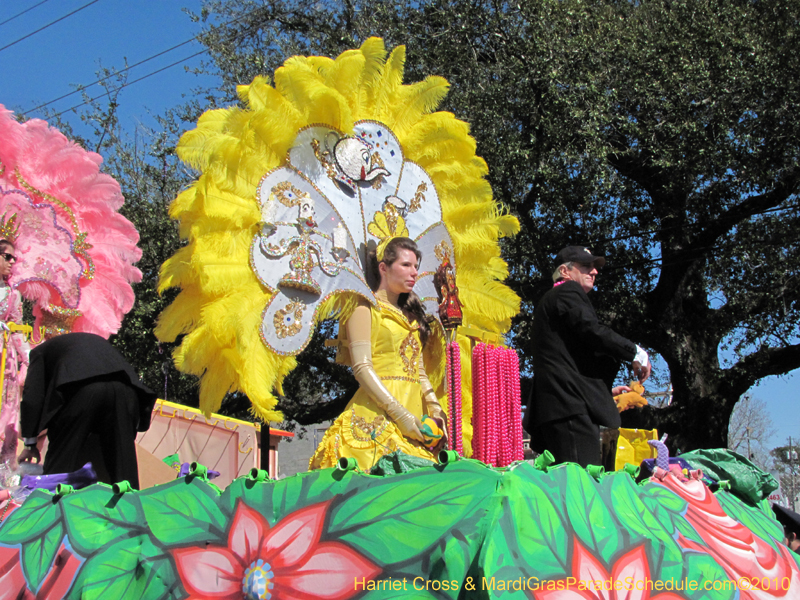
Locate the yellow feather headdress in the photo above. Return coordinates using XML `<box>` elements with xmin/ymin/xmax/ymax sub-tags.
<box><xmin>156</xmin><ymin>39</ymin><xmax>520</xmax><ymax>440</ymax></box>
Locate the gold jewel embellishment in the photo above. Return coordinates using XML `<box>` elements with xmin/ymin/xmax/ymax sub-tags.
<box><xmin>349</xmin><ymin>409</ymin><xmax>389</xmax><ymax>442</ymax></box>
<box><xmin>370</xmin><ymin>152</ymin><xmax>386</xmax><ymax>189</ymax></box>
<box><xmin>434</xmin><ymin>240</ymin><xmax>452</xmax><ymax>264</ymax></box>
<box><xmin>14</xmin><ymin>167</ymin><xmax>95</xmax><ymax>280</ymax></box>
<box><xmin>380</xmin><ymin>375</ymin><xmax>420</xmax><ymax>384</ymax></box>
<box><xmin>274</xmin><ymin>301</ymin><xmax>304</xmax><ymax>338</ymax></box>
<box><xmin>399</xmin><ymin>332</ymin><xmax>421</xmax><ymax>376</ymax></box>
<box><xmin>408</xmin><ymin>182</ymin><xmax>427</xmax><ymax>213</ymax></box>
<box><xmin>272</xmin><ymin>181</ymin><xmax>311</xmax><ymax>208</ymax></box>
<box><xmin>0</xmin><ymin>213</ymin><xmax>20</xmax><ymax>243</ymax></box>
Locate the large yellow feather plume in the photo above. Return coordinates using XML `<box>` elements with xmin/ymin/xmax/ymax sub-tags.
<box><xmin>156</xmin><ymin>39</ymin><xmax>520</xmax><ymax>430</ymax></box>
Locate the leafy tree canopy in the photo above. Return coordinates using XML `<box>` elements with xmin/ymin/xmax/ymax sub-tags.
<box><xmin>180</xmin><ymin>0</ymin><xmax>799</xmax><ymax>450</ymax></box>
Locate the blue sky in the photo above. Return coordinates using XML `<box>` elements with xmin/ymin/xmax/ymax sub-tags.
<box><xmin>1</xmin><ymin>0</ymin><xmax>217</xmax><ymax>134</ymax></box>
<box><xmin>1</xmin><ymin>0</ymin><xmax>797</xmax><ymax>448</ymax></box>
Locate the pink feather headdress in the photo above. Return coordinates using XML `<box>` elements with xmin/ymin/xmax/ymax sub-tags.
<box><xmin>0</xmin><ymin>104</ymin><xmax>142</xmax><ymax>338</ymax></box>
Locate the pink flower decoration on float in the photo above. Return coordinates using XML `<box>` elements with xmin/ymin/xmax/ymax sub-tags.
<box><xmin>171</xmin><ymin>499</ymin><xmax>380</xmax><ymax>600</ymax></box>
<box><xmin>658</xmin><ymin>474</ymin><xmax>800</xmax><ymax>599</ymax></box>
<box><xmin>532</xmin><ymin>538</ymin><xmax>683</xmax><ymax>600</ymax></box>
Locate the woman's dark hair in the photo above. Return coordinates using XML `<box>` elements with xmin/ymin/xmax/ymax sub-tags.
<box><xmin>368</xmin><ymin>237</ymin><xmax>432</xmax><ymax>346</ymax></box>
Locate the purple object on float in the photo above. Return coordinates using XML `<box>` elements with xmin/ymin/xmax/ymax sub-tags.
<box><xmin>20</xmin><ymin>463</ymin><xmax>97</xmax><ymax>492</ymax></box>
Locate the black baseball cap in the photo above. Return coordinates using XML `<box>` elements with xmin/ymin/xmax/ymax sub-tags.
<box><xmin>773</xmin><ymin>504</ymin><xmax>800</xmax><ymax>535</ymax></box>
<box><xmin>554</xmin><ymin>246</ymin><xmax>606</xmax><ymax>268</ymax></box>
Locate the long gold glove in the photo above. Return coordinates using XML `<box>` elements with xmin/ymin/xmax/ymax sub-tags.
<box><xmin>348</xmin><ymin>340</ymin><xmax>425</xmax><ymax>442</ymax></box>
<box><xmin>419</xmin><ymin>363</ymin><xmax>448</xmax><ymax>448</ymax></box>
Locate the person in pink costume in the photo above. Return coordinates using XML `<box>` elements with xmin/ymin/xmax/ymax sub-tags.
<box><xmin>0</xmin><ymin>237</ymin><xmax>29</xmax><ymax>465</ymax></box>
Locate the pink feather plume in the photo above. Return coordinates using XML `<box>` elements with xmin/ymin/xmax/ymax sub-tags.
<box><xmin>0</xmin><ymin>104</ymin><xmax>142</xmax><ymax>338</ymax></box>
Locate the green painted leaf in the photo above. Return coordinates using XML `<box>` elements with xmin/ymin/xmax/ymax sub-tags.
<box><xmin>606</xmin><ymin>472</ymin><xmax>684</xmax><ymax>582</ymax></box>
<box><xmin>357</xmin><ymin>580</ymin><xmax>441</xmax><ymax>599</ymax></box>
<box><xmin>673</xmin><ymin>515</ymin><xmax>705</xmax><ymax>546</ymax></box>
<box><xmin>66</xmin><ymin>535</ymin><xmax>177</xmax><ymax>600</ymax></box>
<box><xmin>681</xmin><ymin>552</ymin><xmax>735</xmax><ymax>600</ymax></box>
<box><xmin>0</xmin><ymin>490</ymin><xmax>60</xmax><ymax>543</ymax></box>
<box><xmin>715</xmin><ymin>492</ymin><xmax>783</xmax><ymax>550</ymax></box>
<box><xmin>419</xmin><ymin>521</ymin><xmax>483</xmax><ymax>599</ymax></box>
<box><xmin>329</xmin><ymin>462</ymin><xmax>497</xmax><ymax>564</ymax></box>
<box><xmin>484</xmin><ymin>477</ymin><xmax>568</xmax><ymax>582</ymax></box>
<box><xmin>138</xmin><ymin>479</ymin><xmax>227</xmax><ymax>547</ymax></box>
<box><xmin>640</xmin><ymin>481</ymin><xmax>688</xmax><ymax>513</ymax></box>
<box><xmin>21</xmin><ymin>522</ymin><xmax>64</xmax><ymax>593</ymax></box>
<box><xmin>479</xmin><ymin>566</ymin><xmax>533</xmax><ymax>600</ymax></box>
<box><xmin>562</xmin><ymin>464</ymin><xmax>622</xmax><ymax>564</ymax></box>
<box><xmin>61</xmin><ymin>485</ymin><xmax>145</xmax><ymax>556</ymax></box>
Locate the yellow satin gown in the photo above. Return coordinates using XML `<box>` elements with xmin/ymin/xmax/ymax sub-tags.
<box><xmin>308</xmin><ymin>298</ymin><xmax>437</xmax><ymax>470</ymax></box>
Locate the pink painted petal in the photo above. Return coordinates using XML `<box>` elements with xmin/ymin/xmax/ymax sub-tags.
<box><xmin>650</xmin><ymin>595</ymin><xmax>685</xmax><ymax>600</ymax></box>
<box><xmin>534</xmin><ymin>585</ymin><xmax>593</xmax><ymax>600</ymax></box>
<box><xmin>262</xmin><ymin>500</ymin><xmax>331</xmax><ymax>569</ymax></box>
<box><xmin>610</xmin><ymin>545</ymin><xmax>650</xmax><ymax>600</ymax></box>
<box><xmin>273</xmin><ymin>541</ymin><xmax>380</xmax><ymax>600</ymax></box>
<box><xmin>228</xmin><ymin>501</ymin><xmax>268</xmax><ymax>564</ymax></box>
<box><xmin>171</xmin><ymin>546</ymin><xmax>242</xmax><ymax>598</ymax></box>
<box><xmin>38</xmin><ymin>545</ymin><xmax>82</xmax><ymax>600</ymax></box>
<box><xmin>571</xmin><ymin>539</ymin><xmax>612</xmax><ymax>600</ymax></box>
<box><xmin>0</xmin><ymin>545</ymin><xmax>30</xmax><ymax>599</ymax></box>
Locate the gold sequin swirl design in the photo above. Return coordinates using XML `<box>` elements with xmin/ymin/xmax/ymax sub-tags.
<box><xmin>13</xmin><ymin>167</ymin><xmax>95</xmax><ymax>280</ymax></box>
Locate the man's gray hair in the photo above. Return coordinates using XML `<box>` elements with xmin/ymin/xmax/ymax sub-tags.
<box><xmin>552</xmin><ymin>262</ymin><xmax>575</xmax><ymax>282</ymax></box>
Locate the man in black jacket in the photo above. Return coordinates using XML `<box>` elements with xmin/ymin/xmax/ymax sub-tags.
<box><xmin>525</xmin><ymin>246</ymin><xmax>651</xmax><ymax>468</ymax></box>
<box><xmin>17</xmin><ymin>332</ymin><xmax>157</xmax><ymax>489</ymax></box>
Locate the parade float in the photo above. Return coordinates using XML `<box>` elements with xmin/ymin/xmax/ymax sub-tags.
<box><xmin>1</xmin><ymin>40</ymin><xmax>799</xmax><ymax>599</ymax></box>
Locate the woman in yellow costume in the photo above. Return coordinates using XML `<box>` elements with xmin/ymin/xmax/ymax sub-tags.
<box><xmin>310</xmin><ymin>237</ymin><xmax>447</xmax><ymax>470</ymax></box>
<box><xmin>155</xmin><ymin>40</ymin><xmax>521</xmax><ymax>467</ymax></box>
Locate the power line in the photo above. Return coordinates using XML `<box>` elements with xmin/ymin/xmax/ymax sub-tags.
<box><xmin>51</xmin><ymin>49</ymin><xmax>208</xmax><ymax>119</ymax></box>
<box><xmin>0</xmin><ymin>0</ymin><xmax>101</xmax><ymax>53</ymax></box>
<box><xmin>21</xmin><ymin>37</ymin><xmax>198</xmax><ymax>116</ymax></box>
<box><xmin>0</xmin><ymin>0</ymin><xmax>53</xmax><ymax>28</ymax></box>
<box><xmin>20</xmin><ymin>10</ymin><xmax>253</xmax><ymax>117</ymax></box>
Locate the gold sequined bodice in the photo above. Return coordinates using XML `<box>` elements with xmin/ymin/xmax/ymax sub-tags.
<box><xmin>371</xmin><ymin>301</ymin><xmax>422</xmax><ymax>384</ymax></box>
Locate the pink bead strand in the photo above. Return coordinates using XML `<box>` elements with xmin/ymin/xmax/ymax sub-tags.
<box><xmin>509</xmin><ymin>348</ymin><xmax>524</xmax><ymax>462</ymax></box>
<box><xmin>471</xmin><ymin>343</ymin><xmax>483</xmax><ymax>461</ymax></box>
<box><xmin>487</xmin><ymin>345</ymin><xmax>500</xmax><ymax>466</ymax></box>
<box><xmin>451</xmin><ymin>341</ymin><xmax>463</xmax><ymax>455</ymax></box>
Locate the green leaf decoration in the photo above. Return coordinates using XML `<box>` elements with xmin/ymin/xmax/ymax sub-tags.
<box><xmin>715</xmin><ymin>491</ymin><xmax>783</xmax><ymax>550</ymax></box>
<box><xmin>357</xmin><ymin>581</ymin><xmax>441</xmax><ymax>599</ymax></box>
<box><xmin>61</xmin><ymin>484</ymin><xmax>145</xmax><ymax>556</ymax></box>
<box><xmin>640</xmin><ymin>481</ymin><xmax>688</xmax><ymax>513</ymax></box>
<box><xmin>0</xmin><ymin>490</ymin><xmax>61</xmax><ymax>543</ymax></box>
<box><xmin>478</xmin><ymin>565</ymin><xmax>533</xmax><ymax>600</ymax></box>
<box><xmin>681</xmin><ymin>551</ymin><xmax>735</xmax><ymax>600</ymax></box>
<box><xmin>606</xmin><ymin>472</ymin><xmax>684</xmax><ymax>582</ymax></box>
<box><xmin>219</xmin><ymin>468</ymin><xmax>368</xmax><ymax>526</ymax></box>
<box><xmin>673</xmin><ymin>514</ymin><xmax>706</xmax><ymax>547</ymax></box>
<box><xmin>328</xmin><ymin>462</ymin><xmax>499</xmax><ymax>564</ymax></box>
<box><xmin>66</xmin><ymin>535</ymin><xmax>178</xmax><ymax>600</ymax></box>
<box><xmin>483</xmin><ymin>468</ymin><xmax>569</xmax><ymax>582</ymax></box>
<box><xmin>638</xmin><ymin>481</ymin><xmax>689</xmax><ymax>538</ymax></box>
<box><xmin>21</xmin><ymin>522</ymin><xmax>64</xmax><ymax>593</ymax></box>
<box><xmin>138</xmin><ymin>478</ymin><xmax>227</xmax><ymax>547</ymax></box>
<box><xmin>561</xmin><ymin>464</ymin><xmax>622</xmax><ymax>564</ymax></box>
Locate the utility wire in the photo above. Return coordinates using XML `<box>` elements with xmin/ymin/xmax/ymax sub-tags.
<box><xmin>51</xmin><ymin>49</ymin><xmax>208</xmax><ymax>119</ymax></box>
<box><xmin>0</xmin><ymin>0</ymin><xmax>53</xmax><ymax>28</ymax></box>
<box><xmin>0</xmin><ymin>0</ymin><xmax>101</xmax><ymax>53</ymax></box>
<box><xmin>20</xmin><ymin>10</ymin><xmax>252</xmax><ymax>117</ymax></box>
<box><xmin>21</xmin><ymin>37</ymin><xmax>198</xmax><ymax>116</ymax></box>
